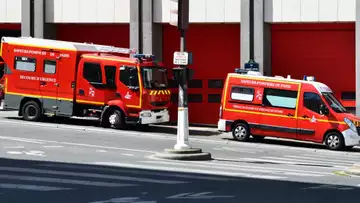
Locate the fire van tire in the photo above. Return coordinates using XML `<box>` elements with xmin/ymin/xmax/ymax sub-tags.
<box><xmin>22</xmin><ymin>100</ymin><xmax>42</xmax><ymax>122</ymax></box>
<box><xmin>109</xmin><ymin>109</ymin><xmax>125</xmax><ymax>129</ymax></box>
<box><xmin>232</xmin><ymin>123</ymin><xmax>250</xmax><ymax>142</ymax></box>
<box><xmin>324</xmin><ymin>132</ymin><xmax>345</xmax><ymax>151</ymax></box>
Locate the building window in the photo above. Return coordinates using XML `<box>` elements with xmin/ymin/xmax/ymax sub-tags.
<box><xmin>341</xmin><ymin>92</ymin><xmax>355</xmax><ymax>101</ymax></box>
<box><xmin>104</xmin><ymin>65</ymin><xmax>116</xmax><ymax>85</ymax></box>
<box><xmin>43</xmin><ymin>60</ymin><xmax>56</xmax><ymax>74</ymax></box>
<box><xmin>303</xmin><ymin>92</ymin><xmax>324</xmax><ymax>114</ymax></box>
<box><xmin>208</xmin><ymin>79</ymin><xmax>224</xmax><ymax>88</ymax></box>
<box><xmin>208</xmin><ymin>94</ymin><xmax>221</xmax><ymax>103</ymax></box>
<box><xmin>188</xmin><ymin>79</ymin><xmax>203</xmax><ymax>88</ymax></box>
<box><xmin>83</xmin><ymin>62</ymin><xmax>102</xmax><ymax>83</ymax></box>
<box><xmin>263</xmin><ymin>88</ymin><xmax>298</xmax><ymax>109</ymax></box>
<box><xmin>119</xmin><ymin>66</ymin><xmax>139</xmax><ymax>86</ymax></box>
<box><xmin>231</xmin><ymin>86</ymin><xmax>254</xmax><ymax>102</ymax></box>
<box><xmin>15</xmin><ymin>56</ymin><xmax>36</xmax><ymax>72</ymax></box>
<box><xmin>188</xmin><ymin>94</ymin><xmax>203</xmax><ymax>103</ymax></box>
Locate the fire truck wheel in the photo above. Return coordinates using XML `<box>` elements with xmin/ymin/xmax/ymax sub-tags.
<box><xmin>108</xmin><ymin>109</ymin><xmax>125</xmax><ymax>129</ymax></box>
<box><xmin>232</xmin><ymin>123</ymin><xmax>250</xmax><ymax>142</ymax></box>
<box><xmin>22</xmin><ymin>100</ymin><xmax>42</xmax><ymax>122</ymax></box>
<box><xmin>324</xmin><ymin>132</ymin><xmax>344</xmax><ymax>151</ymax></box>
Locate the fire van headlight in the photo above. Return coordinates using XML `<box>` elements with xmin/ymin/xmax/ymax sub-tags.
<box><xmin>140</xmin><ymin>112</ymin><xmax>152</xmax><ymax>117</ymax></box>
<box><xmin>344</xmin><ymin>118</ymin><xmax>357</xmax><ymax>132</ymax></box>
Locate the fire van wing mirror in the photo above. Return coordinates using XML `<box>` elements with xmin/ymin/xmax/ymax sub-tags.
<box><xmin>320</xmin><ymin>104</ymin><xmax>329</xmax><ymax>116</ymax></box>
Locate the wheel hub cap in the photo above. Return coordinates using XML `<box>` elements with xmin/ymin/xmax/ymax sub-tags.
<box><xmin>327</xmin><ymin>135</ymin><xmax>339</xmax><ymax>148</ymax></box>
<box><xmin>234</xmin><ymin>126</ymin><xmax>246</xmax><ymax>139</ymax></box>
<box><xmin>109</xmin><ymin>114</ymin><xmax>118</xmax><ymax>125</ymax></box>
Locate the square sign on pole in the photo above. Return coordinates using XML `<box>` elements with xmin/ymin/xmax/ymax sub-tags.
<box><xmin>173</xmin><ymin>51</ymin><xmax>189</xmax><ymax>66</ymax></box>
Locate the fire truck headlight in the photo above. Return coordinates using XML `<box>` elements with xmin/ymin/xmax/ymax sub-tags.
<box><xmin>141</xmin><ymin>112</ymin><xmax>152</xmax><ymax>117</ymax></box>
<box><xmin>344</xmin><ymin>118</ymin><xmax>357</xmax><ymax>132</ymax></box>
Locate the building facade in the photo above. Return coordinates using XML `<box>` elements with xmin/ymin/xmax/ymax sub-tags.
<box><xmin>0</xmin><ymin>0</ymin><xmax>359</xmax><ymax>125</ymax></box>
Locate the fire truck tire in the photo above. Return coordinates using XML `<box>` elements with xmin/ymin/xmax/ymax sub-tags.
<box><xmin>108</xmin><ymin>109</ymin><xmax>125</xmax><ymax>129</ymax></box>
<box><xmin>22</xmin><ymin>100</ymin><xmax>42</xmax><ymax>122</ymax></box>
<box><xmin>324</xmin><ymin>132</ymin><xmax>345</xmax><ymax>151</ymax></box>
<box><xmin>232</xmin><ymin>123</ymin><xmax>250</xmax><ymax>142</ymax></box>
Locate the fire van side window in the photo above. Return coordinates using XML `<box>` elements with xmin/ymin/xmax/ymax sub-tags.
<box><xmin>303</xmin><ymin>92</ymin><xmax>324</xmax><ymax>114</ymax></box>
<box><xmin>15</xmin><ymin>56</ymin><xmax>36</xmax><ymax>72</ymax></box>
<box><xmin>231</xmin><ymin>86</ymin><xmax>254</xmax><ymax>102</ymax></box>
<box><xmin>263</xmin><ymin>88</ymin><xmax>298</xmax><ymax>109</ymax></box>
<box><xmin>83</xmin><ymin>62</ymin><xmax>102</xmax><ymax>83</ymax></box>
<box><xmin>43</xmin><ymin>60</ymin><xmax>56</xmax><ymax>74</ymax></box>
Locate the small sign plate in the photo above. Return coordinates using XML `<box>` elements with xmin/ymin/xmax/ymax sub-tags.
<box><xmin>173</xmin><ymin>52</ymin><xmax>189</xmax><ymax>65</ymax></box>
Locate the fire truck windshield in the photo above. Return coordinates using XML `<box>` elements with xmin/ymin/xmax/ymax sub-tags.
<box><xmin>322</xmin><ymin>92</ymin><xmax>347</xmax><ymax>113</ymax></box>
<box><xmin>141</xmin><ymin>66</ymin><xmax>168</xmax><ymax>89</ymax></box>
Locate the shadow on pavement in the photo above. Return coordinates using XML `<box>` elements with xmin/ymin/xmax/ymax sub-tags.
<box><xmin>0</xmin><ymin>157</ymin><xmax>358</xmax><ymax>203</ymax></box>
<box><xmin>4</xmin><ymin>116</ymin><xmax>221</xmax><ymax>136</ymax></box>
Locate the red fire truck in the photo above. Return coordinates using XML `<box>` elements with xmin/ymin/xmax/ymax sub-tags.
<box><xmin>0</xmin><ymin>37</ymin><xmax>171</xmax><ymax>129</ymax></box>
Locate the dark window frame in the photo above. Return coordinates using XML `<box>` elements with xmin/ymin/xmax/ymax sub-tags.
<box><xmin>119</xmin><ymin>65</ymin><xmax>139</xmax><ymax>87</ymax></box>
<box><xmin>188</xmin><ymin>94</ymin><xmax>203</xmax><ymax>103</ymax></box>
<box><xmin>208</xmin><ymin>79</ymin><xmax>224</xmax><ymax>89</ymax></box>
<box><xmin>230</xmin><ymin>86</ymin><xmax>255</xmax><ymax>102</ymax></box>
<box><xmin>83</xmin><ymin>62</ymin><xmax>103</xmax><ymax>83</ymax></box>
<box><xmin>104</xmin><ymin>65</ymin><xmax>117</xmax><ymax>85</ymax></box>
<box><xmin>43</xmin><ymin>59</ymin><xmax>57</xmax><ymax>74</ymax></box>
<box><xmin>303</xmin><ymin>92</ymin><xmax>325</xmax><ymax>114</ymax></box>
<box><xmin>208</xmin><ymin>94</ymin><xmax>222</xmax><ymax>103</ymax></box>
<box><xmin>262</xmin><ymin>88</ymin><xmax>298</xmax><ymax>110</ymax></box>
<box><xmin>14</xmin><ymin>56</ymin><xmax>36</xmax><ymax>72</ymax></box>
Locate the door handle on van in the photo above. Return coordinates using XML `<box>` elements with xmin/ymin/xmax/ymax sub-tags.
<box><xmin>40</xmin><ymin>81</ymin><xmax>46</xmax><ymax>86</ymax></box>
<box><xmin>287</xmin><ymin>113</ymin><xmax>294</xmax><ymax>117</ymax></box>
<box><xmin>302</xmin><ymin>115</ymin><xmax>309</xmax><ymax>118</ymax></box>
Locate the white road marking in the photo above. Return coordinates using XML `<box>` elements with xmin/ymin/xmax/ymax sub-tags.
<box><xmin>301</xmin><ymin>153</ymin><xmax>360</xmax><ymax>161</ymax></box>
<box><xmin>0</xmin><ymin>167</ymin><xmax>188</xmax><ymax>184</ymax></box>
<box><xmin>89</xmin><ymin>197</ymin><xmax>157</xmax><ymax>203</ymax></box>
<box><xmin>0</xmin><ymin>174</ymin><xmax>136</xmax><ymax>187</ymax></box>
<box><xmin>43</xmin><ymin>145</ymin><xmax>63</xmax><ymax>148</ymax></box>
<box><xmin>96</xmin><ymin>150</ymin><xmax>107</xmax><ymax>153</ymax></box>
<box><xmin>241</xmin><ymin>158</ymin><xmax>345</xmax><ymax>168</ymax></box>
<box><xmin>4</xmin><ymin>146</ymin><xmax>25</xmax><ymax>149</ymax></box>
<box><xmin>262</xmin><ymin>156</ymin><xmax>350</xmax><ymax>167</ymax></box>
<box><xmin>40</xmin><ymin>163</ymin><xmax>234</xmax><ymax>181</ymax></box>
<box><xmin>122</xmin><ymin>153</ymin><xmax>135</xmax><ymax>156</ymax></box>
<box><xmin>0</xmin><ymin>183</ymin><xmax>73</xmax><ymax>191</ymax></box>
<box><xmin>0</xmin><ymin>136</ymin><xmax>45</xmax><ymax>144</ymax></box>
<box><xmin>282</xmin><ymin>155</ymin><xmax>356</xmax><ymax>165</ymax></box>
<box><xmin>6</xmin><ymin>151</ymin><xmax>22</xmax><ymax>155</ymax></box>
<box><xmin>140</xmin><ymin>160</ymin><xmax>332</xmax><ymax>176</ymax></box>
<box><xmin>93</xmin><ymin>162</ymin><xmax>288</xmax><ymax>180</ymax></box>
<box><xmin>167</xmin><ymin>192</ymin><xmax>234</xmax><ymax>199</ymax></box>
<box><xmin>0</xmin><ymin>135</ymin><xmax>156</xmax><ymax>154</ymax></box>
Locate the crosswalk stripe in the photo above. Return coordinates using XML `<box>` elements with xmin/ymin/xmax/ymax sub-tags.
<box><xmin>0</xmin><ymin>167</ymin><xmax>187</xmax><ymax>184</ymax></box>
<box><xmin>39</xmin><ymin>163</ymin><xmax>233</xmax><ymax>181</ymax></box>
<box><xmin>0</xmin><ymin>174</ymin><xmax>136</xmax><ymax>187</ymax></box>
<box><xmin>261</xmin><ymin>156</ymin><xmax>351</xmax><ymax>167</ymax></box>
<box><xmin>0</xmin><ymin>183</ymin><xmax>73</xmax><ymax>191</ymax></box>
<box><xmin>301</xmin><ymin>153</ymin><xmax>360</xmax><ymax>162</ymax></box>
<box><xmin>140</xmin><ymin>160</ymin><xmax>331</xmax><ymax>177</ymax></box>
<box><xmin>283</xmin><ymin>155</ymin><xmax>356</xmax><ymax>165</ymax></box>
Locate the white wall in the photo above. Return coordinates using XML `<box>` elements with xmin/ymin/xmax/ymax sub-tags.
<box><xmin>0</xmin><ymin>0</ymin><xmax>21</xmax><ymax>23</ymax></box>
<box><xmin>265</xmin><ymin>0</ymin><xmax>356</xmax><ymax>22</ymax></box>
<box><xmin>154</xmin><ymin>0</ymin><xmax>241</xmax><ymax>23</ymax></box>
<box><xmin>45</xmin><ymin>0</ymin><xmax>130</xmax><ymax>23</ymax></box>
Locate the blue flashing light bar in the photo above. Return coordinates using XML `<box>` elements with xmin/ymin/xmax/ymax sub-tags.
<box><xmin>132</xmin><ymin>54</ymin><xmax>155</xmax><ymax>60</ymax></box>
<box><xmin>303</xmin><ymin>75</ymin><xmax>316</xmax><ymax>81</ymax></box>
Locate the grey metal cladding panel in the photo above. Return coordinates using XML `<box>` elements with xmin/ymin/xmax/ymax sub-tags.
<box><xmin>41</xmin><ymin>97</ymin><xmax>57</xmax><ymax>114</ymax></box>
<box><xmin>57</xmin><ymin>99</ymin><xmax>73</xmax><ymax>116</ymax></box>
<box><xmin>4</xmin><ymin>94</ymin><xmax>22</xmax><ymax>110</ymax></box>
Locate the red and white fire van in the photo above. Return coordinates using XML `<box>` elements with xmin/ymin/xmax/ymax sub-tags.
<box><xmin>0</xmin><ymin>37</ymin><xmax>171</xmax><ymax>129</ymax></box>
<box><xmin>218</xmin><ymin>69</ymin><xmax>360</xmax><ymax>150</ymax></box>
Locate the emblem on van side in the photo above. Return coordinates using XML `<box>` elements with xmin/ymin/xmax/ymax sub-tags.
<box><xmin>124</xmin><ymin>92</ymin><xmax>132</xmax><ymax>100</ymax></box>
<box><xmin>256</xmin><ymin>90</ymin><xmax>262</xmax><ymax>100</ymax></box>
<box><xmin>89</xmin><ymin>87</ymin><xmax>95</xmax><ymax>97</ymax></box>
<box><xmin>310</xmin><ymin>115</ymin><xmax>317</xmax><ymax>123</ymax></box>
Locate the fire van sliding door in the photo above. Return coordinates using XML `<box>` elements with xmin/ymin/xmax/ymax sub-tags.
<box><xmin>38</xmin><ymin>59</ymin><xmax>59</xmax><ymax>114</ymax></box>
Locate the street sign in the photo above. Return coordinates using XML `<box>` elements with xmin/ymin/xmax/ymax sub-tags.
<box><xmin>244</xmin><ymin>59</ymin><xmax>259</xmax><ymax>71</ymax></box>
<box><xmin>173</xmin><ymin>52</ymin><xmax>189</xmax><ymax>65</ymax></box>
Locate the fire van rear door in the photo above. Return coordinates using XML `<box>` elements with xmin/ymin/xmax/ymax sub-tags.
<box><xmin>39</xmin><ymin>59</ymin><xmax>59</xmax><ymax>115</ymax></box>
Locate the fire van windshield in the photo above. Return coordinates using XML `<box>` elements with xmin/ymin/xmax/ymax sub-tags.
<box><xmin>322</xmin><ymin>92</ymin><xmax>347</xmax><ymax>113</ymax></box>
<box><xmin>141</xmin><ymin>66</ymin><xmax>168</xmax><ymax>90</ymax></box>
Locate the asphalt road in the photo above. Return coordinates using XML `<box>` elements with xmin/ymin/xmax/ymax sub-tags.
<box><xmin>0</xmin><ymin>111</ymin><xmax>360</xmax><ymax>203</ymax></box>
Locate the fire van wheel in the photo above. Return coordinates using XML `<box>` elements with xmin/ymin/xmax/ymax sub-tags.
<box><xmin>324</xmin><ymin>132</ymin><xmax>345</xmax><ymax>151</ymax></box>
<box><xmin>232</xmin><ymin>123</ymin><xmax>250</xmax><ymax>142</ymax></box>
<box><xmin>108</xmin><ymin>109</ymin><xmax>125</xmax><ymax>129</ymax></box>
<box><xmin>22</xmin><ymin>101</ymin><xmax>42</xmax><ymax>122</ymax></box>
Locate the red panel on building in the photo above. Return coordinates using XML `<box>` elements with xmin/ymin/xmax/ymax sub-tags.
<box><xmin>0</xmin><ymin>24</ymin><xmax>21</xmax><ymax>30</ymax></box>
<box><xmin>271</xmin><ymin>23</ymin><xmax>355</xmax><ymax>107</ymax></box>
<box><xmin>56</xmin><ymin>24</ymin><xmax>130</xmax><ymax>47</ymax></box>
<box><xmin>163</xmin><ymin>24</ymin><xmax>240</xmax><ymax>125</ymax></box>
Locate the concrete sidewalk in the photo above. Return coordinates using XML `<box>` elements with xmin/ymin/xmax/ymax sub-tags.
<box><xmin>347</xmin><ymin>164</ymin><xmax>360</xmax><ymax>176</ymax></box>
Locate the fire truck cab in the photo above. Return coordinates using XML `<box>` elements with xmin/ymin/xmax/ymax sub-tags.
<box><xmin>218</xmin><ymin>69</ymin><xmax>360</xmax><ymax>151</ymax></box>
<box><xmin>0</xmin><ymin>37</ymin><xmax>171</xmax><ymax>129</ymax></box>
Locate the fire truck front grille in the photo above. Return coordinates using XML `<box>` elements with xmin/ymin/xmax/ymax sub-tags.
<box><xmin>150</xmin><ymin>101</ymin><xmax>169</xmax><ymax>107</ymax></box>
